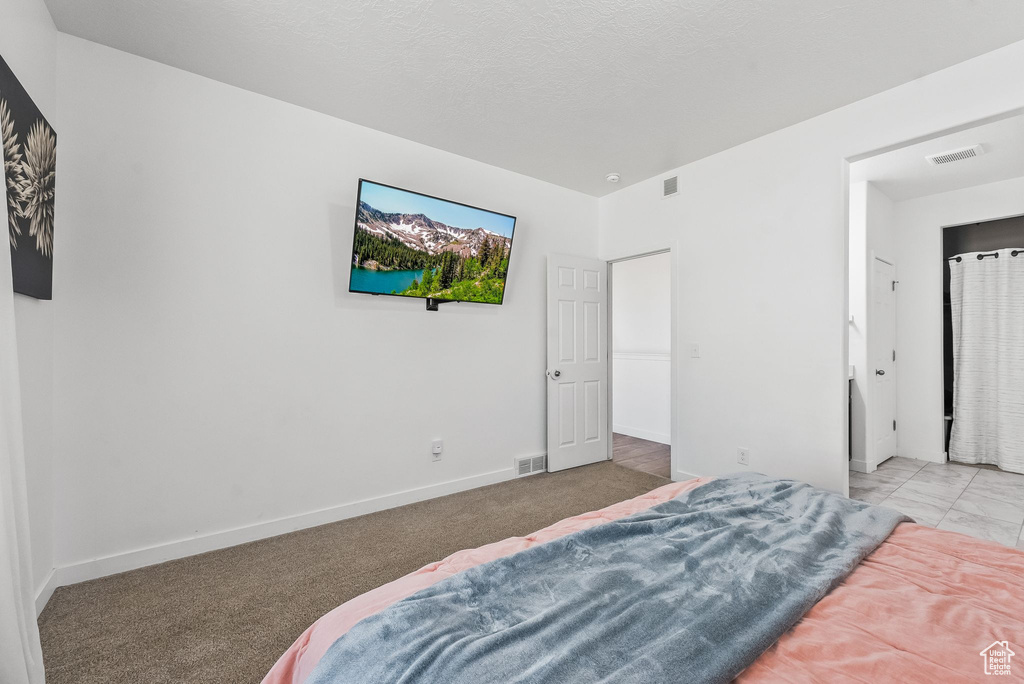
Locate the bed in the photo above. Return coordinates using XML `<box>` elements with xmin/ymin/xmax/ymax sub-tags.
<box><xmin>264</xmin><ymin>473</ymin><xmax>1024</xmax><ymax>683</ymax></box>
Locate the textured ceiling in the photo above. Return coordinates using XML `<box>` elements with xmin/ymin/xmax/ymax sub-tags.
<box><xmin>43</xmin><ymin>0</ymin><xmax>1024</xmax><ymax>196</ymax></box>
<box><xmin>851</xmin><ymin>114</ymin><xmax>1024</xmax><ymax>202</ymax></box>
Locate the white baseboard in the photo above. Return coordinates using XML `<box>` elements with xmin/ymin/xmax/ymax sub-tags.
<box><xmin>613</xmin><ymin>424</ymin><xmax>670</xmax><ymax>445</ymax></box>
<box><xmin>673</xmin><ymin>468</ymin><xmax>703</xmax><ymax>482</ymax></box>
<box><xmin>849</xmin><ymin>458</ymin><xmax>872</xmax><ymax>474</ymax></box>
<box><xmin>39</xmin><ymin>465</ymin><xmax>517</xmax><ymax>611</ymax></box>
<box><xmin>894</xmin><ymin>450</ymin><xmax>946</xmax><ymax>464</ymax></box>
<box><xmin>34</xmin><ymin>568</ymin><xmax>58</xmax><ymax>617</ymax></box>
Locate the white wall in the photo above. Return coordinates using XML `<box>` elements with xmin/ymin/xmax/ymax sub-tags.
<box><xmin>1</xmin><ymin>0</ymin><xmax>58</xmax><ymax>607</ymax></box>
<box><xmin>848</xmin><ymin>183</ymin><xmax>868</xmax><ymax>468</ymax></box>
<box><xmin>893</xmin><ymin>176</ymin><xmax>1024</xmax><ymax>463</ymax></box>
<box><xmin>598</xmin><ymin>39</ymin><xmax>1024</xmax><ymax>491</ymax></box>
<box><xmin>28</xmin><ymin>23</ymin><xmax>1024</xmax><ymax>590</ymax></box>
<box><xmin>51</xmin><ymin>35</ymin><xmax>599</xmax><ymax>580</ymax></box>
<box><xmin>848</xmin><ymin>181</ymin><xmax>896</xmax><ymax>472</ymax></box>
<box><xmin>14</xmin><ymin>296</ymin><xmax>53</xmax><ymax>604</ymax></box>
<box><xmin>612</xmin><ymin>253</ymin><xmax>671</xmax><ymax>444</ymax></box>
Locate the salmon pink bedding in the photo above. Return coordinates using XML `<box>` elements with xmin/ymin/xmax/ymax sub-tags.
<box><xmin>264</xmin><ymin>478</ymin><xmax>1024</xmax><ymax>684</ymax></box>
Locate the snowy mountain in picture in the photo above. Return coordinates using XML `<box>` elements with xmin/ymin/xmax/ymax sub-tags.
<box><xmin>349</xmin><ymin>180</ymin><xmax>517</xmax><ymax>305</ymax></box>
<box><xmin>356</xmin><ymin>201</ymin><xmax>511</xmax><ymax>258</ymax></box>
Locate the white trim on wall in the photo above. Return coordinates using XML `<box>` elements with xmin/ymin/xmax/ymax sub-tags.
<box><xmin>613</xmin><ymin>352</ymin><xmax>671</xmax><ymax>362</ymax></box>
<box><xmin>896</xmin><ymin>449</ymin><xmax>946</xmax><ymax>464</ymax></box>
<box><xmin>612</xmin><ymin>425</ymin><xmax>671</xmax><ymax>445</ymax></box>
<box><xmin>34</xmin><ymin>570</ymin><xmax>57</xmax><ymax>616</ymax></box>
<box><xmin>35</xmin><ymin>463</ymin><xmax>521</xmax><ymax>614</ymax></box>
<box><xmin>849</xmin><ymin>458</ymin><xmax>870</xmax><ymax>474</ymax></box>
<box><xmin>674</xmin><ymin>468</ymin><xmax>704</xmax><ymax>482</ymax></box>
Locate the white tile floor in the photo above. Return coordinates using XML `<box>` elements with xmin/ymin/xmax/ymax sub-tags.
<box><xmin>850</xmin><ymin>457</ymin><xmax>1024</xmax><ymax>549</ymax></box>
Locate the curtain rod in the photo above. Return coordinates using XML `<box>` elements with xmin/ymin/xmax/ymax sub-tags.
<box><xmin>948</xmin><ymin>250</ymin><xmax>1022</xmax><ymax>262</ymax></box>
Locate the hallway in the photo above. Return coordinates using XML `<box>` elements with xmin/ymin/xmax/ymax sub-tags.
<box><xmin>612</xmin><ymin>433</ymin><xmax>670</xmax><ymax>479</ymax></box>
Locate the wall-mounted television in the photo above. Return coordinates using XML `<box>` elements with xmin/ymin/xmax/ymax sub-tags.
<box><xmin>349</xmin><ymin>180</ymin><xmax>517</xmax><ymax>308</ymax></box>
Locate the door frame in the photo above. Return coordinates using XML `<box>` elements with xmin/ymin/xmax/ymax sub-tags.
<box><xmin>605</xmin><ymin>247</ymin><xmax>678</xmax><ymax>479</ymax></box>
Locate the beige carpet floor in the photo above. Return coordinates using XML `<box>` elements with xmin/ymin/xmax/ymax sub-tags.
<box><xmin>39</xmin><ymin>461</ymin><xmax>668</xmax><ymax>684</ymax></box>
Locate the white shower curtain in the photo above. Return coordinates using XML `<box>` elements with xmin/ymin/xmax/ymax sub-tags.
<box><xmin>948</xmin><ymin>248</ymin><xmax>1024</xmax><ymax>474</ymax></box>
<box><xmin>0</xmin><ymin>237</ymin><xmax>46</xmax><ymax>682</ymax></box>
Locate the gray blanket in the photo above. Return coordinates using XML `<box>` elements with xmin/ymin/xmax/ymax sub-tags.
<box><xmin>307</xmin><ymin>472</ymin><xmax>908</xmax><ymax>684</ymax></box>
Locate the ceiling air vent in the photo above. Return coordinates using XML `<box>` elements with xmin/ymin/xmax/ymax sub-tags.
<box><xmin>925</xmin><ymin>144</ymin><xmax>985</xmax><ymax>166</ymax></box>
<box><xmin>663</xmin><ymin>176</ymin><xmax>679</xmax><ymax>198</ymax></box>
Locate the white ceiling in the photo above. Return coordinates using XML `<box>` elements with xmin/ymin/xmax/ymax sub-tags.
<box><xmin>851</xmin><ymin>114</ymin><xmax>1024</xmax><ymax>201</ymax></box>
<box><xmin>43</xmin><ymin>0</ymin><xmax>1024</xmax><ymax>196</ymax></box>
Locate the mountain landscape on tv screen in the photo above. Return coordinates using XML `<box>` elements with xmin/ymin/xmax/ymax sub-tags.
<box><xmin>351</xmin><ymin>200</ymin><xmax>512</xmax><ymax>304</ymax></box>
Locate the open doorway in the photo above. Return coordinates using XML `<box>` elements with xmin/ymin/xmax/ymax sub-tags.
<box><xmin>608</xmin><ymin>252</ymin><xmax>672</xmax><ymax>478</ymax></box>
<box><xmin>845</xmin><ymin>112</ymin><xmax>1024</xmax><ymax>543</ymax></box>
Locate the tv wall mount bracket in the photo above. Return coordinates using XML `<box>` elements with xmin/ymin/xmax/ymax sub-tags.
<box><xmin>425</xmin><ymin>298</ymin><xmax>455</xmax><ymax>312</ymax></box>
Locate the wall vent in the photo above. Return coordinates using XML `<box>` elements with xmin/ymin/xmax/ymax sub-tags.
<box><xmin>925</xmin><ymin>144</ymin><xmax>984</xmax><ymax>166</ymax></box>
<box><xmin>662</xmin><ymin>176</ymin><xmax>679</xmax><ymax>198</ymax></box>
<box><xmin>516</xmin><ymin>454</ymin><xmax>547</xmax><ymax>477</ymax></box>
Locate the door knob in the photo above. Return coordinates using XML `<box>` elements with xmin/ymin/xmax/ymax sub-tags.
<box><xmin>548</xmin><ymin>370</ymin><xmax>561</xmax><ymax>378</ymax></box>
<box><xmin>876</xmin><ymin>369</ymin><xmax>885</xmax><ymax>376</ymax></box>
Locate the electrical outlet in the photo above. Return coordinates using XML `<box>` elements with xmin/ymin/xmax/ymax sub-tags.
<box><xmin>690</xmin><ymin>343</ymin><xmax>700</xmax><ymax>358</ymax></box>
<box><xmin>737</xmin><ymin>448</ymin><xmax>750</xmax><ymax>466</ymax></box>
<box><xmin>431</xmin><ymin>440</ymin><xmax>443</xmax><ymax>462</ymax></box>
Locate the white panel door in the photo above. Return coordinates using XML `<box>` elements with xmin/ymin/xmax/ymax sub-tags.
<box><xmin>871</xmin><ymin>258</ymin><xmax>897</xmax><ymax>467</ymax></box>
<box><xmin>546</xmin><ymin>255</ymin><xmax>608</xmax><ymax>472</ymax></box>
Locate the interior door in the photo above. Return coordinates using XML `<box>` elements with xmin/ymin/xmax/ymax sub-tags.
<box><xmin>546</xmin><ymin>255</ymin><xmax>609</xmax><ymax>472</ymax></box>
<box><xmin>871</xmin><ymin>258</ymin><xmax>897</xmax><ymax>467</ymax></box>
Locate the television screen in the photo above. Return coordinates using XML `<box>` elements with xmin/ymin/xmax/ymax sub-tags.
<box><xmin>349</xmin><ymin>180</ymin><xmax>517</xmax><ymax>305</ymax></box>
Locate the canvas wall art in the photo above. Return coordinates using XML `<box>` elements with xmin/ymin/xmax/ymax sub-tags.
<box><xmin>1</xmin><ymin>52</ymin><xmax>56</xmax><ymax>300</ymax></box>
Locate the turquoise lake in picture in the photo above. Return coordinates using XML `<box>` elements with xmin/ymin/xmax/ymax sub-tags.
<box><xmin>350</xmin><ymin>267</ymin><xmax>427</xmax><ymax>295</ymax></box>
